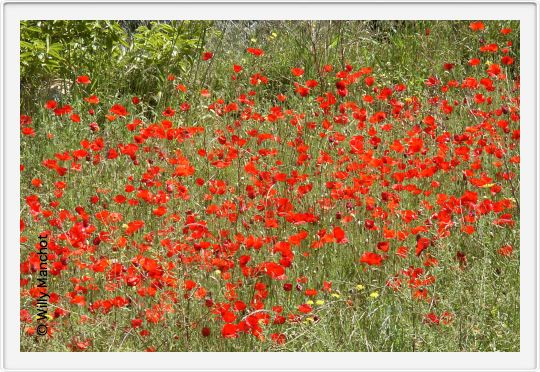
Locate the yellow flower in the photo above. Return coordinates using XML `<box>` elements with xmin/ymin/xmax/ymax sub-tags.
<box><xmin>331</xmin><ymin>293</ymin><xmax>340</xmax><ymax>299</ymax></box>
<box><xmin>306</xmin><ymin>300</ymin><xmax>314</xmax><ymax>305</ymax></box>
<box><xmin>369</xmin><ymin>291</ymin><xmax>379</xmax><ymax>299</ymax></box>
<box><xmin>355</xmin><ymin>284</ymin><xmax>365</xmax><ymax>291</ymax></box>
<box><xmin>315</xmin><ymin>300</ymin><xmax>325</xmax><ymax>306</ymax></box>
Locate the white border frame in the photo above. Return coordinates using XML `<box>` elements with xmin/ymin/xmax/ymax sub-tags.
<box><xmin>2</xmin><ymin>1</ymin><xmax>538</xmax><ymax>371</ymax></box>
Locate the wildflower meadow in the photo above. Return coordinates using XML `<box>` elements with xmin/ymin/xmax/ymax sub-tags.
<box><xmin>20</xmin><ymin>20</ymin><xmax>520</xmax><ymax>352</ymax></box>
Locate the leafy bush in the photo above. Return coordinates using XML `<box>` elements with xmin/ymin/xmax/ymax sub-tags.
<box><xmin>20</xmin><ymin>20</ymin><xmax>210</xmax><ymax>113</ymax></box>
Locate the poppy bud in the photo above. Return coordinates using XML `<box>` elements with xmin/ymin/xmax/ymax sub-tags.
<box><xmin>283</xmin><ymin>283</ymin><xmax>292</xmax><ymax>291</ymax></box>
<box><xmin>89</xmin><ymin>122</ymin><xmax>99</xmax><ymax>132</ymax></box>
<box><xmin>201</xmin><ymin>327</ymin><xmax>211</xmax><ymax>337</ymax></box>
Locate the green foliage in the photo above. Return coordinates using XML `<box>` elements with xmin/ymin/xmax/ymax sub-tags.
<box><xmin>20</xmin><ymin>20</ymin><xmax>211</xmax><ymax>113</ymax></box>
<box><xmin>122</xmin><ymin>21</ymin><xmax>212</xmax><ymax>100</ymax></box>
<box><xmin>20</xmin><ymin>22</ymin><xmax>126</xmax><ymax>84</ymax></box>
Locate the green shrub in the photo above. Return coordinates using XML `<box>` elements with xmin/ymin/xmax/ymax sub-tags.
<box><xmin>20</xmin><ymin>20</ymin><xmax>211</xmax><ymax>113</ymax></box>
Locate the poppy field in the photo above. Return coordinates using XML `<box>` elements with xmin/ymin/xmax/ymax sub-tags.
<box><xmin>20</xmin><ymin>20</ymin><xmax>520</xmax><ymax>352</ymax></box>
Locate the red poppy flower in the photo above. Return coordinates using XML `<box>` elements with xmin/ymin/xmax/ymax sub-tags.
<box><xmin>480</xmin><ymin>43</ymin><xmax>498</xmax><ymax>53</ymax></box>
<box><xmin>333</xmin><ymin>226</ymin><xmax>347</xmax><ymax>243</ymax></box>
<box><xmin>162</xmin><ymin>107</ymin><xmax>175</xmax><ymax>117</ymax></box>
<box><xmin>271</xmin><ymin>333</ymin><xmax>286</xmax><ymax>344</ymax></box>
<box><xmin>498</xmin><ymin>245</ymin><xmax>513</xmax><ymax>257</ymax></box>
<box><xmin>487</xmin><ymin>63</ymin><xmax>501</xmax><ymax>77</ymax></box>
<box><xmin>396</xmin><ymin>246</ymin><xmax>408</xmax><ymax>258</ymax></box>
<box><xmin>261</xmin><ymin>262</ymin><xmax>285</xmax><ymax>279</ymax></box>
<box><xmin>76</xmin><ymin>75</ymin><xmax>91</xmax><ymax>84</ymax></box>
<box><xmin>110</xmin><ymin>104</ymin><xmax>128</xmax><ymax>117</ymax></box>
<box><xmin>84</xmin><ymin>95</ymin><xmax>100</xmax><ymax>104</ymax></box>
<box><xmin>125</xmin><ymin>220</ymin><xmax>144</xmax><ymax>235</ymax></box>
<box><xmin>469</xmin><ymin>21</ymin><xmax>485</xmax><ymax>31</ymax></box>
<box><xmin>377</xmin><ymin>241</ymin><xmax>390</xmax><ymax>252</ymax></box>
<box><xmin>291</xmin><ymin>67</ymin><xmax>304</xmax><ymax>77</ymax></box>
<box><xmin>501</xmin><ymin>56</ymin><xmax>514</xmax><ymax>65</ymax></box>
<box><xmin>424</xmin><ymin>313</ymin><xmax>440</xmax><ymax>325</ymax></box>
<box><xmin>45</xmin><ymin>100</ymin><xmax>57</xmax><ymax>109</ymax></box>
<box><xmin>131</xmin><ymin>318</ymin><xmax>143</xmax><ymax>328</ymax></box>
<box><xmin>246</xmin><ymin>47</ymin><xmax>264</xmax><ymax>56</ymax></box>
<box><xmin>22</xmin><ymin>127</ymin><xmax>35</xmax><ymax>136</ymax></box>
<box><xmin>294</xmin><ymin>83</ymin><xmax>309</xmax><ymax>97</ymax></box>
<box><xmin>415</xmin><ymin>237</ymin><xmax>430</xmax><ymax>256</ymax></box>
<box><xmin>221</xmin><ymin>323</ymin><xmax>238</xmax><ymax>338</ymax></box>
<box><xmin>306</xmin><ymin>79</ymin><xmax>318</xmax><ymax>88</ymax></box>
<box><xmin>360</xmin><ymin>252</ymin><xmax>383</xmax><ymax>266</ymax></box>
<box><xmin>443</xmin><ymin>63</ymin><xmax>455</xmax><ymax>71</ymax></box>
<box><xmin>202</xmin><ymin>51</ymin><xmax>214</xmax><ymax>61</ymax></box>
